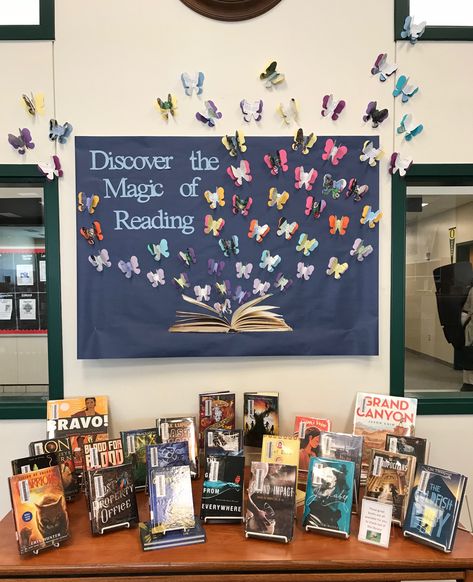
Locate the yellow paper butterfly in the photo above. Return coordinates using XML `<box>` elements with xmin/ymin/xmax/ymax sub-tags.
<box><xmin>296</xmin><ymin>233</ymin><xmax>318</xmax><ymax>256</ymax></box>
<box><xmin>204</xmin><ymin>214</ymin><xmax>225</xmax><ymax>237</ymax></box>
<box><xmin>204</xmin><ymin>187</ymin><xmax>225</xmax><ymax>210</ymax></box>
<box><xmin>21</xmin><ymin>92</ymin><xmax>45</xmax><ymax>116</ymax></box>
<box><xmin>326</xmin><ymin>257</ymin><xmax>349</xmax><ymax>279</ymax></box>
<box><xmin>267</xmin><ymin>187</ymin><xmax>289</xmax><ymax>211</ymax></box>
<box><xmin>155</xmin><ymin>94</ymin><xmax>177</xmax><ymax>120</ymax></box>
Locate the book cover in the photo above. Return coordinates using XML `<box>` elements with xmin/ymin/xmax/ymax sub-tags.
<box><xmin>29</xmin><ymin>438</ymin><xmax>80</xmax><ymax>501</ymax></box>
<box><xmin>261</xmin><ymin>435</ymin><xmax>299</xmax><ymax>470</ymax></box>
<box><xmin>200</xmin><ymin>456</ymin><xmax>245</xmax><ymax>522</ymax></box>
<box><xmin>12</xmin><ymin>452</ymin><xmax>58</xmax><ymax>476</ymax></box>
<box><xmin>82</xmin><ymin>438</ymin><xmax>124</xmax><ymax>471</ymax></box>
<box><xmin>245</xmin><ymin>462</ymin><xmax>297</xmax><ymax>543</ymax></box>
<box><xmin>198</xmin><ymin>391</ymin><xmax>236</xmax><ymax>448</ymax></box>
<box><xmin>156</xmin><ymin>417</ymin><xmax>199</xmax><ymax>478</ymax></box>
<box><xmin>294</xmin><ymin>416</ymin><xmax>332</xmax><ymax>473</ymax></box>
<box><xmin>204</xmin><ymin>429</ymin><xmax>243</xmax><ymax>457</ymax></box>
<box><xmin>68</xmin><ymin>433</ymin><xmax>110</xmax><ymax>473</ymax></box>
<box><xmin>353</xmin><ymin>392</ymin><xmax>417</xmax><ymax>482</ymax></box>
<box><xmin>385</xmin><ymin>434</ymin><xmax>428</xmax><ymax>467</ymax></box>
<box><xmin>46</xmin><ymin>395</ymin><xmax>109</xmax><ymax>438</ymax></box>
<box><xmin>86</xmin><ymin>463</ymin><xmax>139</xmax><ymax>535</ymax></box>
<box><xmin>147</xmin><ymin>442</ymin><xmax>190</xmax><ymax>470</ymax></box>
<box><xmin>139</xmin><ymin>518</ymin><xmax>206</xmax><ymax>551</ymax></box>
<box><xmin>149</xmin><ymin>465</ymin><xmax>195</xmax><ymax>534</ymax></box>
<box><xmin>9</xmin><ymin>465</ymin><xmax>69</xmax><ymax>555</ymax></box>
<box><xmin>243</xmin><ymin>392</ymin><xmax>279</xmax><ymax>448</ymax></box>
<box><xmin>120</xmin><ymin>428</ymin><xmax>158</xmax><ymax>491</ymax></box>
<box><xmin>302</xmin><ymin>456</ymin><xmax>355</xmax><ymax>538</ymax></box>
<box><xmin>365</xmin><ymin>449</ymin><xmax>416</xmax><ymax>525</ymax></box>
<box><xmin>403</xmin><ymin>464</ymin><xmax>468</xmax><ymax>553</ymax></box>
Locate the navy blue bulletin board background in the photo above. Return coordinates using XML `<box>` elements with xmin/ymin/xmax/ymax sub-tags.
<box><xmin>75</xmin><ymin>136</ymin><xmax>379</xmax><ymax>359</ymax></box>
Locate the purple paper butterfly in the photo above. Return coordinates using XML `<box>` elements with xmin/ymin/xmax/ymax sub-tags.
<box><xmin>8</xmin><ymin>128</ymin><xmax>35</xmax><ymax>155</ymax></box>
<box><xmin>208</xmin><ymin>259</ymin><xmax>225</xmax><ymax>276</ymax></box>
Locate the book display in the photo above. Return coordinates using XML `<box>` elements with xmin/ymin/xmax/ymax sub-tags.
<box><xmin>198</xmin><ymin>391</ymin><xmax>236</xmax><ymax>448</ymax></box>
<box><xmin>156</xmin><ymin>417</ymin><xmax>199</xmax><ymax>478</ymax></box>
<box><xmin>200</xmin><ymin>456</ymin><xmax>245</xmax><ymax>523</ymax></box>
<box><xmin>204</xmin><ymin>429</ymin><xmax>243</xmax><ymax>457</ymax></box>
<box><xmin>243</xmin><ymin>392</ymin><xmax>279</xmax><ymax>448</ymax></box>
<box><xmin>120</xmin><ymin>428</ymin><xmax>157</xmax><ymax>490</ymax></box>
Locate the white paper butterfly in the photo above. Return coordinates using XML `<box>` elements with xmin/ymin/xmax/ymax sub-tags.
<box><xmin>296</xmin><ymin>262</ymin><xmax>315</xmax><ymax>281</ymax></box>
<box><xmin>252</xmin><ymin>278</ymin><xmax>271</xmax><ymax>296</ymax></box>
<box><xmin>181</xmin><ymin>71</ymin><xmax>205</xmax><ymax>96</ymax></box>
<box><xmin>235</xmin><ymin>262</ymin><xmax>253</xmax><ymax>279</ymax></box>
<box><xmin>277</xmin><ymin>99</ymin><xmax>298</xmax><ymax>125</ymax></box>
<box><xmin>359</xmin><ymin>140</ymin><xmax>383</xmax><ymax>167</ymax></box>
<box><xmin>227</xmin><ymin>160</ymin><xmax>252</xmax><ymax>187</ymax></box>
<box><xmin>194</xmin><ymin>284</ymin><xmax>211</xmax><ymax>302</ymax></box>
<box><xmin>389</xmin><ymin>152</ymin><xmax>413</xmax><ymax>177</ymax></box>
<box><xmin>259</xmin><ymin>250</ymin><xmax>281</xmax><ymax>273</ymax></box>
<box><xmin>214</xmin><ymin>298</ymin><xmax>232</xmax><ymax>315</ymax></box>
<box><xmin>88</xmin><ymin>249</ymin><xmax>111</xmax><ymax>272</ymax></box>
<box><xmin>240</xmin><ymin>99</ymin><xmax>263</xmax><ymax>122</ymax></box>
<box><xmin>147</xmin><ymin>268</ymin><xmax>166</xmax><ymax>287</ymax></box>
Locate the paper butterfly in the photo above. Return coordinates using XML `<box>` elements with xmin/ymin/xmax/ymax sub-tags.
<box><xmin>350</xmin><ymin>238</ymin><xmax>374</xmax><ymax>262</ymax></box>
<box><xmin>204</xmin><ymin>186</ymin><xmax>225</xmax><ymax>210</ymax></box>
<box><xmin>329</xmin><ymin>215</ymin><xmax>350</xmax><ymax>235</ymax></box>
<box><xmin>118</xmin><ymin>256</ymin><xmax>140</xmax><ymax>278</ymax></box>
<box><xmin>321</xmin><ymin>94</ymin><xmax>346</xmax><ymax>121</ymax></box>
<box><xmin>360</xmin><ymin>205</ymin><xmax>383</xmax><ymax>228</ymax></box>
<box><xmin>147</xmin><ymin>268</ymin><xmax>166</xmax><ymax>287</ymax></box>
<box><xmin>227</xmin><ymin>160</ymin><xmax>252</xmax><ymax>187</ymax></box>
<box><xmin>235</xmin><ymin>262</ymin><xmax>253</xmax><ymax>279</ymax></box>
<box><xmin>21</xmin><ymin>92</ymin><xmax>45</xmax><ymax>116</ymax></box>
<box><xmin>49</xmin><ymin>119</ymin><xmax>73</xmax><ymax>144</ymax></box>
<box><xmin>274</xmin><ymin>273</ymin><xmax>293</xmax><ymax>292</ymax></box>
<box><xmin>232</xmin><ymin>194</ymin><xmax>253</xmax><ymax>216</ymax></box>
<box><xmin>214</xmin><ymin>299</ymin><xmax>232</xmax><ymax>315</ymax></box>
<box><xmin>204</xmin><ymin>215</ymin><xmax>225</xmax><ymax>237</ymax></box>
<box><xmin>77</xmin><ymin>192</ymin><xmax>100</xmax><ymax>214</ymax></box>
<box><xmin>296</xmin><ymin>233</ymin><xmax>318</xmax><ymax>256</ymax></box>
<box><xmin>233</xmin><ymin>286</ymin><xmax>251</xmax><ymax>304</ymax></box>
<box><xmin>195</xmin><ymin>100</ymin><xmax>222</xmax><ymax>127</ymax></box>
<box><xmin>222</xmin><ymin>131</ymin><xmax>247</xmax><ymax>156</ymax></box>
<box><xmin>88</xmin><ymin>249</ymin><xmax>111</xmax><ymax>272</ymax></box>
<box><xmin>322</xmin><ymin>139</ymin><xmax>348</xmax><ymax>166</ymax></box>
<box><xmin>401</xmin><ymin>15</ymin><xmax>426</xmax><ymax>44</ymax></box>
<box><xmin>219</xmin><ymin>235</ymin><xmax>239</xmax><ymax>257</ymax></box>
<box><xmin>389</xmin><ymin>152</ymin><xmax>413</xmax><ymax>177</ymax></box>
<box><xmin>305</xmin><ymin>197</ymin><xmax>326</xmax><ymax>219</ymax></box>
<box><xmin>178</xmin><ymin>247</ymin><xmax>197</xmax><ymax>268</ymax></box>
<box><xmin>248</xmin><ymin>219</ymin><xmax>270</xmax><ymax>243</ymax></box>
<box><xmin>277</xmin><ymin>98</ymin><xmax>298</xmax><ymax>125</ymax></box>
<box><xmin>346</xmin><ymin>178</ymin><xmax>369</xmax><ymax>202</ymax></box>
<box><xmin>156</xmin><ymin>94</ymin><xmax>177</xmax><ymax>120</ymax></box>
<box><xmin>263</xmin><ymin>149</ymin><xmax>288</xmax><ymax>176</ymax></box>
<box><xmin>147</xmin><ymin>240</ymin><xmax>170</xmax><ymax>262</ymax></box>
<box><xmin>267</xmin><ymin>187</ymin><xmax>289</xmax><ymax>210</ymax></box>
<box><xmin>277</xmin><ymin>217</ymin><xmax>299</xmax><ymax>240</ymax></box>
<box><xmin>259</xmin><ymin>250</ymin><xmax>282</xmax><ymax>273</ymax></box>
<box><xmin>181</xmin><ymin>71</ymin><xmax>205</xmax><ymax>96</ymax></box>
<box><xmin>8</xmin><ymin>128</ymin><xmax>35</xmax><ymax>154</ymax></box>
<box><xmin>296</xmin><ymin>262</ymin><xmax>314</xmax><ymax>281</ymax></box>
<box><xmin>371</xmin><ymin>53</ymin><xmax>398</xmax><ymax>82</ymax></box>
<box><xmin>208</xmin><ymin>259</ymin><xmax>225</xmax><ymax>276</ymax></box>
<box><xmin>260</xmin><ymin>61</ymin><xmax>285</xmax><ymax>88</ymax></box>
<box><xmin>253</xmin><ymin>278</ymin><xmax>271</xmax><ymax>296</ymax></box>
<box><xmin>326</xmin><ymin>257</ymin><xmax>349</xmax><ymax>279</ymax></box>
<box><xmin>173</xmin><ymin>272</ymin><xmax>190</xmax><ymax>290</ymax></box>
<box><xmin>215</xmin><ymin>280</ymin><xmax>231</xmax><ymax>296</ymax></box>
<box><xmin>363</xmin><ymin>101</ymin><xmax>389</xmax><ymax>128</ymax></box>
<box><xmin>295</xmin><ymin>166</ymin><xmax>318</xmax><ymax>191</ymax></box>
<box><xmin>397</xmin><ymin>114</ymin><xmax>424</xmax><ymax>141</ymax></box>
<box><xmin>194</xmin><ymin>284</ymin><xmax>211</xmax><ymax>302</ymax></box>
<box><xmin>240</xmin><ymin>99</ymin><xmax>263</xmax><ymax>122</ymax></box>
<box><xmin>80</xmin><ymin>221</ymin><xmax>103</xmax><ymax>245</ymax></box>
<box><xmin>292</xmin><ymin>128</ymin><xmax>317</xmax><ymax>155</ymax></box>
<box><xmin>360</xmin><ymin>140</ymin><xmax>383</xmax><ymax>167</ymax></box>
<box><xmin>322</xmin><ymin>173</ymin><xmax>346</xmax><ymax>199</ymax></box>
<box><xmin>393</xmin><ymin>75</ymin><xmax>419</xmax><ymax>103</ymax></box>
<box><xmin>38</xmin><ymin>155</ymin><xmax>63</xmax><ymax>180</ymax></box>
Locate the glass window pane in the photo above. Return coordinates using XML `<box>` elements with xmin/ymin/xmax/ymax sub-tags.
<box><xmin>405</xmin><ymin>186</ymin><xmax>473</xmax><ymax>393</ymax></box>
<box><xmin>0</xmin><ymin>0</ymin><xmax>40</xmax><ymax>25</ymax></box>
<box><xmin>0</xmin><ymin>185</ymin><xmax>48</xmax><ymax>401</ymax></box>
<box><xmin>410</xmin><ymin>0</ymin><xmax>473</xmax><ymax>26</ymax></box>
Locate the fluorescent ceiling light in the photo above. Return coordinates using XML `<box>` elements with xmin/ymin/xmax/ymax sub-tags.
<box><xmin>422</xmin><ymin>202</ymin><xmax>429</xmax><ymax>207</ymax></box>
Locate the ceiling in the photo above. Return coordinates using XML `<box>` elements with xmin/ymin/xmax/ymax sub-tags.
<box><xmin>407</xmin><ymin>186</ymin><xmax>473</xmax><ymax>224</ymax></box>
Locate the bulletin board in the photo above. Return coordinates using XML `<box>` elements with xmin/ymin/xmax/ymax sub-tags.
<box><xmin>75</xmin><ymin>136</ymin><xmax>379</xmax><ymax>359</ymax></box>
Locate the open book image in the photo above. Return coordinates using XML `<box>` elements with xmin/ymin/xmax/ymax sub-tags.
<box><xmin>169</xmin><ymin>294</ymin><xmax>293</xmax><ymax>333</ymax></box>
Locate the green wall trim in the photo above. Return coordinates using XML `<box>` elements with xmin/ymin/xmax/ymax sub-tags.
<box><xmin>0</xmin><ymin>0</ymin><xmax>54</xmax><ymax>41</ymax></box>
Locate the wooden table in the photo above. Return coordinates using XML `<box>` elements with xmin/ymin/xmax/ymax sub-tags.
<box><xmin>1</xmin><ymin>480</ymin><xmax>473</xmax><ymax>582</ymax></box>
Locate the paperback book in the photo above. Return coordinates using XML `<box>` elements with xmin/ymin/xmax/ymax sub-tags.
<box><xmin>245</xmin><ymin>462</ymin><xmax>297</xmax><ymax>543</ymax></box>
<box><xmin>243</xmin><ymin>392</ymin><xmax>279</xmax><ymax>448</ymax></box>
<box><xmin>200</xmin><ymin>456</ymin><xmax>245</xmax><ymax>522</ymax></box>
<box><xmin>261</xmin><ymin>435</ymin><xmax>299</xmax><ymax>469</ymax></box>
<box><xmin>403</xmin><ymin>465</ymin><xmax>467</xmax><ymax>553</ymax></box>
<box><xmin>121</xmin><ymin>427</ymin><xmax>158</xmax><ymax>490</ymax></box>
<box><xmin>303</xmin><ymin>456</ymin><xmax>355</xmax><ymax>538</ymax></box>
<box><xmin>9</xmin><ymin>465</ymin><xmax>70</xmax><ymax>555</ymax></box>
<box><xmin>385</xmin><ymin>434</ymin><xmax>428</xmax><ymax>467</ymax></box>
<box><xmin>156</xmin><ymin>417</ymin><xmax>199</xmax><ymax>478</ymax></box>
<box><xmin>204</xmin><ymin>429</ymin><xmax>243</xmax><ymax>457</ymax></box>
<box><xmin>139</xmin><ymin>518</ymin><xmax>206</xmax><ymax>551</ymax></box>
<box><xmin>82</xmin><ymin>438</ymin><xmax>124</xmax><ymax>471</ymax></box>
<box><xmin>198</xmin><ymin>391</ymin><xmax>236</xmax><ymax>448</ymax></box>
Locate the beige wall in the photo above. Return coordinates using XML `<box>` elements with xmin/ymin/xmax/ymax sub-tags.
<box><xmin>0</xmin><ymin>0</ymin><xmax>472</xmax><ymax>520</ymax></box>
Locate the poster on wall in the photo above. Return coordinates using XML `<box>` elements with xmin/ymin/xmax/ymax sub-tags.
<box><xmin>75</xmin><ymin>136</ymin><xmax>379</xmax><ymax>359</ymax></box>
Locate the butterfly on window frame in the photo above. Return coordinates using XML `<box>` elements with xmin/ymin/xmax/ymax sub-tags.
<box><xmin>147</xmin><ymin>268</ymin><xmax>166</xmax><ymax>287</ymax></box>
<box><xmin>360</xmin><ymin>205</ymin><xmax>383</xmax><ymax>229</ymax></box>
<box><xmin>232</xmin><ymin>194</ymin><xmax>253</xmax><ymax>216</ymax></box>
<box><xmin>295</xmin><ymin>166</ymin><xmax>318</xmax><ymax>191</ymax></box>
<box><xmin>277</xmin><ymin>98</ymin><xmax>298</xmax><ymax>125</ymax></box>
<box><xmin>204</xmin><ymin>186</ymin><xmax>225</xmax><ymax>210</ymax></box>
<box><xmin>326</xmin><ymin>257</ymin><xmax>349</xmax><ymax>279</ymax></box>
<box><xmin>321</xmin><ymin>173</ymin><xmax>347</xmax><ymax>199</ymax></box>
<box><xmin>181</xmin><ymin>71</ymin><xmax>205</xmax><ymax>96</ymax></box>
<box><xmin>38</xmin><ymin>155</ymin><xmax>63</xmax><ymax>180</ymax></box>
<box><xmin>401</xmin><ymin>15</ymin><xmax>426</xmax><ymax>44</ymax></box>
<box><xmin>305</xmin><ymin>196</ymin><xmax>326</xmax><ymax>219</ymax></box>
<box><xmin>260</xmin><ymin>61</ymin><xmax>285</xmax><ymax>88</ymax></box>
<box><xmin>393</xmin><ymin>75</ymin><xmax>419</xmax><ymax>103</ymax></box>
<box><xmin>215</xmin><ymin>280</ymin><xmax>231</xmax><ymax>296</ymax></box>
<box><xmin>235</xmin><ymin>262</ymin><xmax>253</xmax><ymax>279</ymax></box>
<box><xmin>219</xmin><ymin>235</ymin><xmax>240</xmax><ymax>257</ymax></box>
<box><xmin>204</xmin><ymin>215</ymin><xmax>225</xmax><ymax>237</ymax></box>
<box><xmin>296</xmin><ymin>262</ymin><xmax>315</xmax><ymax>281</ymax></box>
<box><xmin>263</xmin><ymin>149</ymin><xmax>288</xmax><ymax>176</ymax></box>
<box><xmin>240</xmin><ymin>99</ymin><xmax>263</xmax><ymax>122</ymax></box>
<box><xmin>248</xmin><ymin>219</ymin><xmax>270</xmax><ymax>243</ymax></box>
<box><xmin>88</xmin><ymin>249</ymin><xmax>111</xmax><ymax>272</ymax></box>
<box><xmin>267</xmin><ymin>187</ymin><xmax>289</xmax><ymax>210</ymax></box>
<box><xmin>227</xmin><ymin>160</ymin><xmax>252</xmax><ymax>187</ymax></box>
<box><xmin>371</xmin><ymin>53</ymin><xmax>398</xmax><ymax>82</ymax></box>
<box><xmin>77</xmin><ymin>192</ymin><xmax>100</xmax><ymax>214</ymax></box>
<box><xmin>389</xmin><ymin>152</ymin><xmax>413</xmax><ymax>177</ymax></box>
<box><xmin>296</xmin><ymin>233</ymin><xmax>319</xmax><ymax>256</ymax></box>
<box><xmin>350</xmin><ymin>238</ymin><xmax>374</xmax><ymax>262</ymax></box>
<box><xmin>363</xmin><ymin>101</ymin><xmax>389</xmax><ymax>128</ymax></box>
<box><xmin>274</xmin><ymin>273</ymin><xmax>293</xmax><ymax>292</ymax></box>
<box><xmin>156</xmin><ymin>94</ymin><xmax>177</xmax><ymax>120</ymax></box>
<box><xmin>208</xmin><ymin>259</ymin><xmax>225</xmax><ymax>277</ymax></box>
<box><xmin>346</xmin><ymin>178</ymin><xmax>369</xmax><ymax>202</ymax></box>
<box><xmin>194</xmin><ymin>284</ymin><xmax>211</xmax><ymax>302</ymax></box>
<box><xmin>259</xmin><ymin>249</ymin><xmax>282</xmax><ymax>273</ymax></box>
<box><xmin>80</xmin><ymin>221</ymin><xmax>103</xmax><ymax>245</ymax></box>
<box><xmin>195</xmin><ymin>100</ymin><xmax>222</xmax><ymax>127</ymax></box>
<box><xmin>253</xmin><ymin>278</ymin><xmax>271</xmax><ymax>296</ymax></box>
<box><xmin>329</xmin><ymin>215</ymin><xmax>350</xmax><ymax>235</ymax></box>
<box><xmin>8</xmin><ymin>128</ymin><xmax>35</xmax><ymax>154</ymax></box>
<box><xmin>118</xmin><ymin>256</ymin><xmax>141</xmax><ymax>279</ymax></box>
<box><xmin>49</xmin><ymin>119</ymin><xmax>73</xmax><ymax>144</ymax></box>
<box><xmin>360</xmin><ymin>140</ymin><xmax>383</xmax><ymax>167</ymax></box>
<box><xmin>397</xmin><ymin>114</ymin><xmax>424</xmax><ymax>141</ymax></box>
<box><xmin>147</xmin><ymin>239</ymin><xmax>170</xmax><ymax>262</ymax></box>
<box><xmin>173</xmin><ymin>272</ymin><xmax>190</xmax><ymax>290</ymax></box>
<box><xmin>277</xmin><ymin>217</ymin><xmax>299</xmax><ymax>240</ymax></box>
<box><xmin>322</xmin><ymin>138</ymin><xmax>348</xmax><ymax>166</ymax></box>
<box><xmin>292</xmin><ymin>128</ymin><xmax>317</xmax><ymax>155</ymax></box>
<box><xmin>222</xmin><ymin>131</ymin><xmax>247</xmax><ymax>157</ymax></box>
<box><xmin>321</xmin><ymin>94</ymin><xmax>346</xmax><ymax>121</ymax></box>
<box><xmin>178</xmin><ymin>247</ymin><xmax>197</xmax><ymax>268</ymax></box>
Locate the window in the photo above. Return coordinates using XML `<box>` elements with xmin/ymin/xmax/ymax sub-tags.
<box><xmin>0</xmin><ymin>165</ymin><xmax>62</xmax><ymax>419</ymax></box>
<box><xmin>0</xmin><ymin>0</ymin><xmax>54</xmax><ymax>41</ymax></box>
<box><xmin>391</xmin><ymin>165</ymin><xmax>473</xmax><ymax>414</ymax></box>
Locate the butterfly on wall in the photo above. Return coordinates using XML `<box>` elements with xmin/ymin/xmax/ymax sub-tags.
<box><xmin>393</xmin><ymin>75</ymin><xmax>419</xmax><ymax>103</ymax></box>
<box><xmin>80</xmin><ymin>221</ymin><xmax>103</xmax><ymax>245</ymax></box>
<box><xmin>322</xmin><ymin>173</ymin><xmax>346</xmax><ymax>199</ymax></box>
<box><xmin>260</xmin><ymin>61</ymin><xmax>285</xmax><ymax>88</ymax></box>
<box><xmin>194</xmin><ymin>284</ymin><xmax>211</xmax><ymax>302</ymax></box>
<box><xmin>222</xmin><ymin>131</ymin><xmax>247</xmax><ymax>157</ymax></box>
<box><xmin>232</xmin><ymin>194</ymin><xmax>253</xmax><ymax>216</ymax></box>
<box><xmin>178</xmin><ymin>247</ymin><xmax>197</xmax><ymax>268</ymax></box>
<box><xmin>181</xmin><ymin>71</ymin><xmax>205</xmax><ymax>96</ymax></box>
<box><xmin>263</xmin><ymin>149</ymin><xmax>288</xmax><ymax>176</ymax></box>
<box><xmin>77</xmin><ymin>192</ymin><xmax>100</xmax><ymax>214</ymax></box>
<box><xmin>277</xmin><ymin>98</ymin><xmax>298</xmax><ymax>125</ymax></box>
<box><xmin>359</xmin><ymin>140</ymin><xmax>383</xmax><ymax>167</ymax></box>
<box><xmin>326</xmin><ymin>257</ymin><xmax>349</xmax><ymax>279</ymax></box>
<box><xmin>208</xmin><ymin>259</ymin><xmax>225</xmax><ymax>277</ymax></box>
<box><xmin>219</xmin><ymin>235</ymin><xmax>240</xmax><ymax>257</ymax></box>
<box><xmin>363</xmin><ymin>101</ymin><xmax>389</xmax><ymax>128</ymax></box>
<box><xmin>38</xmin><ymin>155</ymin><xmax>63</xmax><ymax>180</ymax></box>
<box><xmin>214</xmin><ymin>298</ymin><xmax>232</xmax><ymax>316</ymax></box>
<box><xmin>49</xmin><ymin>119</ymin><xmax>73</xmax><ymax>144</ymax></box>
<box><xmin>204</xmin><ymin>215</ymin><xmax>225</xmax><ymax>237</ymax></box>
<box><xmin>147</xmin><ymin>268</ymin><xmax>166</xmax><ymax>287</ymax></box>
<box><xmin>267</xmin><ymin>187</ymin><xmax>289</xmax><ymax>210</ymax></box>
<box><xmin>296</xmin><ymin>262</ymin><xmax>315</xmax><ymax>281</ymax></box>
<box><xmin>215</xmin><ymin>280</ymin><xmax>231</xmax><ymax>296</ymax></box>
<box><xmin>322</xmin><ymin>138</ymin><xmax>348</xmax><ymax>166</ymax></box>
<box><xmin>274</xmin><ymin>273</ymin><xmax>293</xmax><ymax>292</ymax></box>
<box><xmin>156</xmin><ymin>94</ymin><xmax>177</xmax><ymax>120</ymax></box>
<box><xmin>88</xmin><ymin>249</ymin><xmax>111</xmax><ymax>272</ymax></box>
<box><xmin>321</xmin><ymin>94</ymin><xmax>346</xmax><ymax>121</ymax></box>
<box><xmin>196</xmin><ymin>100</ymin><xmax>222</xmax><ymax>126</ymax></box>
<box><xmin>233</xmin><ymin>285</ymin><xmax>251</xmax><ymax>304</ymax></box>
<box><xmin>253</xmin><ymin>278</ymin><xmax>271</xmax><ymax>296</ymax></box>
<box><xmin>240</xmin><ymin>99</ymin><xmax>263</xmax><ymax>122</ymax></box>
<box><xmin>248</xmin><ymin>219</ymin><xmax>270</xmax><ymax>243</ymax></box>
<box><xmin>8</xmin><ymin>128</ymin><xmax>35</xmax><ymax>154</ymax></box>
<box><xmin>204</xmin><ymin>186</ymin><xmax>225</xmax><ymax>210</ymax></box>
<box><xmin>21</xmin><ymin>92</ymin><xmax>45</xmax><ymax>116</ymax></box>
<box><xmin>389</xmin><ymin>152</ymin><xmax>413</xmax><ymax>177</ymax></box>
<box><xmin>345</xmin><ymin>178</ymin><xmax>369</xmax><ymax>202</ymax></box>
<box><xmin>296</xmin><ymin>233</ymin><xmax>318</xmax><ymax>256</ymax></box>
<box><xmin>371</xmin><ymin>53</ymin><xmax>398</xmax><ymax>82</ymax></box>
<box><xmin>305</xmin><ymin>196</ymin><xmax>326</xmax><ymax>219</ymax></box>
<box><xmin>173</xmin><ymin>272</ymin><xmax>190</xmax><ymax>290</ymax></box>
<box><xmin>277</xmin><ymin>217</ymin><xmax>299</xmax><ymax>240</ymax></box>
<box><xmin>401</xmin><ymin>15</ymin><xmax>426</xmax><ymax>44</ymax></box>
<box><xmin>227</xmin><ymin>160</ymin><xmax>252</xmax><ymax>187</ymax></box>
<box><xmin>118</xmin><ymin>256</ymin><xmax>141</xmax><ymax>279</ymax></box>
<box><xmin>350</xmin><ymin>238</ymin><xmax>374</xmax><ymax>262</ymax></box>
<box><xmin>295</xmin><ymin>166</ymin><xmax>318</xmax><ymax>191</ymax></box>
<box><xmin>360</xmin><ymin>205</ymin><xmax>383</xmax><ymax>229</ymax></box>
<box><xmin>259</xmin><ymin>249</ymin><xmax>282</xmax><ymax>273</ymax></box>
<box><xmin>147</xmin><ymin>239</ymin><xmax>170</xmax><ymax>262</ymax></box>
<box><xmin>397</xmin><ymin>114</ymin><xmax>424</xmax><ymax>141</ymax></box>
<box><xmin>329</xmin><ymin>215</ymin><xmax>350</xmax><ymax>235</ymax></box>
<box><xmin>235</xmin><ymin>262</ymin><xmax>253</xmax><ymax>279</ymax></box>
<box><xmin>292</xmin><ymin>128</ymin><xmax>317</xmax><ymax>155</ymax></box>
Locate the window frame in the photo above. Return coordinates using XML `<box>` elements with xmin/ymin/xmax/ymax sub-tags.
<box><xmin>0</xmin><ymin>0</ymin><xmax>54</xmax><ymax>41</ymax></box>
<box><xmin>395</xmin><ymin>0</ymin><xmax>473</xmax><ymax>41</ymax></box>
<box><xmin>0</xmin><ymin>164</ymin><xmax>63</xmax><ymax>419</ymax></box>
<box><xmin>391</xmin><ymin>164</ymin><xmax>473</xmax><ymax>415</ymax></box>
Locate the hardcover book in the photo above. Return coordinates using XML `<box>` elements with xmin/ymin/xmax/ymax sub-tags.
<box><xmin>245</xmin><ymin>462</ymin><xmax>297</xmax><ymax>543</ymax></box>
<box><xmin>261</xmin><ymin>435</ymin><xmax>299</xmax><ymax>470</ymax></box>
<box><xmin>403</xmin><ymin>465</ymin><xmax>467</xmax><ymax>553</ymax></box>
<box><xmin>9</xmin><ymin>465</ymin><xmax>70</xmax><ymax>555</ymax></box>
<box><xmin>198</xmin><ymin>391</ymin><xmax>235</xmax><ymax>448</ymax></box>
<box><xmin>139</xmin><ymin>518</ymin><xmax>206</xmax><ymax>551</ymax></box>
<box><xmin>121</xmin><ymin>428</ymin><xmax>158</xmax><ymax>490</ymax></box>
<box><xmin>365</xmin><ymin>449</ymin><xmax>416</xmax><ymax>526</ymax></box>
<box><xmin>146</xmin><ymin>442</ymin><xmax>190</xmax><ymax>470</ymax></box>
<box><xmin>12</xmin><ymin>452</ymin><xmax>59</xmax><ymax>476</ymax></box>
<box><xmin>243</xmin><ymin>392</ymin><xmax>279</xmax><ymax>448</ymax></box>
<box><xmin>86</xmin><ymin>463</ymin><xmax>139</xmax><ymax>535</ymax></box>
<box><xmin>385</xmin><ymin>434</ymin><xmax>428</xmax><ymax>467</ymax></box>
<box><xmin>156</xmin><ymin>417</ymin><xmax>199</xmax><ymax>478</ymax></box>
<box><xmin>149</xmin><ymin>465</ymin><xmax>195</xmax><ymax>534</ymax></box>
<box><xmin>303</xmin><ymin>456</ymin><xmax>355</xmax><ymax>538</ymax></box>
<box><xmin>204</xmin><ymin>429</ymin><xmax>243</xmax><ymax>457</ymax></box>
<box><xmin>294</xmin><ymin>415</ymin><xmax>332</xmax><ymax>473</ymax></box>
<box><xmin>353</xmin><ymin>392</ymin><xmax>417</xmax><ymax>483</ymax></box>
<box><xmin>82</xmin><ymin>438</ymin><xmax>124</xmax><ymax>471</ymax></box>
<box><xmin>200</xmin><ymin>456</ymin><xmax>245</xmax><ymax>522</ymax></box>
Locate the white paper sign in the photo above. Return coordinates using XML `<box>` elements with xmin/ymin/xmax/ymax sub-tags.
<box><xmin>19</xmin><ymin>298</ymin><xmax>36</xmax><ymax>320</ymax></box>
<box><xmin>358</xmin><ymin>498</ymin><xmax>393</xmax><ymax>548</ymax></box>
<box><xmin>0</xmin><ymin>298</ymin><xmax>13</xmax><ymax>320</ymax></box>
<box><xmin>16</xmin><ymin>264</ymin><xmax>34</xmax><ymax>286</ymax></box>
<box><xmin>39</xmin><ymin>260</ymin><xmax>46</xmax><ymax>282</ymax></box>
